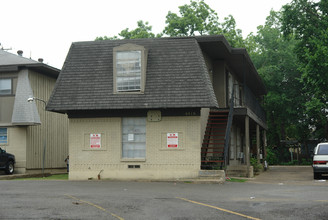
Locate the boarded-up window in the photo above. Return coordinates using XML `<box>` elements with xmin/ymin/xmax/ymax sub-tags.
<box><xmin>122</xmin><ymin>117</ymin><xmax>146</xmax><ymax>158</ymax></box>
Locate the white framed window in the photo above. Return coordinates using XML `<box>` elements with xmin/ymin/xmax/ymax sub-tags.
<box><xmin>116</xmin><ymin>51</ymin><xmax>141</xmax><ymax>92</ymax></box>
<box><xmin>113</xmin><ymin>44</ymin><xmax>147</xmax><ymax>93</ymax></box>
<box><xmin>0</xmin><ymin>79</ymin><xmax>12</xmax><ymax>95</ymax></box>
<box><xmin>122</xmin><ymin>117</ymin><xmax>146</xmax><ymax>159</ymax></box>
<box><xmin>0</xmin><ymin>128</ymin><xmax>8</xmax><ymax>145</ymax></box>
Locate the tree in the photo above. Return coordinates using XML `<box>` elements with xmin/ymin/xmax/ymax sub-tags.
<box><xmin>118</xmin><ymin>20</ymin><xmax>160</xmax><ymax>39</ymax></box>
<box><xmin>162</xmin><ymin>0</ymin><xmax>244</xmax><ymax>47</ymax></box>
<box><xmin>248</xmin><ymin>10</ymin><xmax>308</xmax><ymax>161</ymax></box>
<box><xmin>220</xmin><ymin>15</ymin><xmax>244</xmax><ymax>48</ymax></box>
<box><xmin>95</xmin><ymin>20</ymin><xmax>158</xmax><ymax>40</ymax></box>
<box><xmin>281</xmin><ymin>0</ymin><xmax>328</xmax><ymax>140</ymax></box>
<box><xmin>96</xmin><ymin>1</ymin><xmax>244</xmax><ymax>47</ymax></box>
<box><xmin>163</xmin><ymin>0</ymin><xmax>220</xmax><ymax>36</ymax></box>
<box><xmin>95</xmin><ymin>36</ymin><xmax>118</xmax><ymax>41</ymax></box>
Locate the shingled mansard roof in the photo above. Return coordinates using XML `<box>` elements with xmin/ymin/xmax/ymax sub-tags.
<box><xmin>47</xmin><ymin>35</ymin><xmax>266</xmax><ymax>114</ymax></box>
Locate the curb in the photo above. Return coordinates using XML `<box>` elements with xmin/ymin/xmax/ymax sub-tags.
<box><xmin>0</xmin><ymin>173</ymin><xmax>224</xmax><ymax>184</ymax></box>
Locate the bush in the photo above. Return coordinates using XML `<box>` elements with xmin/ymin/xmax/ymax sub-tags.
<box><xmin>266</xmin><ymin>147</ymin><xmax>279</xmax><ymax>165</ymax></box>
<box><xmin>279</xmin><ymin>158</ymin><xmax>312</xmax><ymax>165</ymax></box>
<box><xmin>250</xmin><ymin>157</ymin><xmax>263</xmax><ymax>173</ymax></box>
<box><xmin>301</xmin><ymin>158</ymin><xmax>312</xmax><ymax>165</ymax></box>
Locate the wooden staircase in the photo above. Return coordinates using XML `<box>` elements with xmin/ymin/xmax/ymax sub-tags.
<box><xmin>201</xmin><ymin>110</ymin><xmax>229</xmax><ymax>170</ymax></box>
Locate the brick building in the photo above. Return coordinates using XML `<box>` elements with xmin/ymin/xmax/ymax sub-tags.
<box><xmin>47</xmin><ymin>36</ymin><xmax>267</xmax><ymax>180</ymax></box>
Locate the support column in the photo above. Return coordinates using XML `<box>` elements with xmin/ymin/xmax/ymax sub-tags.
<box><xmin>256</xmin><ymin>124</ymin><xmax>260</xmax><ymax>164</ymax></box>
<box><xmin>263</xmin><ymin>130</ymin><xmax>267</xmax><ymax>159</ymax></box>
<box><xmin>245</xmin><ymin>116</ymin><xmax>250</xmax><ymax>177</ymax></box>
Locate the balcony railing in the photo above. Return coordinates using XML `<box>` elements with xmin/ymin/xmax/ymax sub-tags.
<box><xmin>232</xmin><ymin>85</ymin><xmax>266</xmax><ymax>123</ymax></box>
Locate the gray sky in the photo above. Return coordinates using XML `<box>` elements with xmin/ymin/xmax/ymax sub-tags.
<box><xmin>1</xmin><ymin>0</ymin><xmax>291</xmax><ymax>69</ymax></box>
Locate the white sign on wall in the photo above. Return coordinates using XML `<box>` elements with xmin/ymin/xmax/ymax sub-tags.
<box><xmin>128</xmin><ymin>133</ymin><xmax>134</xmax><ymax>141</ymax></box>
<box><xmin>90</xmin><ymin>134</ymin><xmax>101</xmax><ymax>149</ymax></box>
<box><xmin>167</xmin><ymin>133</ymin><xmax>178</xmax><ymax>148</ymax></box>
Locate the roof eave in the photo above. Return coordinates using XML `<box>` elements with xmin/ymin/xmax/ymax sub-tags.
<box><xmin>0</xmin><ymin>63</ymin><xmax>60</xmax><ymax>78</ymax></box>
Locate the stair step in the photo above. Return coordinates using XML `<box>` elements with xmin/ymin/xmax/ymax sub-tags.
<box><xmin>205</xmin><ymin>127</ymin><xmax>226</xmax><ymax>130</ymax></box>
<box><xmin>203</xmin><ymin>141</ymin><xmax>224</xmax><ymax>144</ymax></box>
<box><xmin>199</xmin><ymin>170</ymin><xmax>225</xmax><ymax>177</ymax></box>
<box><xmin>202</xmin><ymin>109</ymin><xmax>229</xmax><ymax>170</ymax></box>
<box><xmin>201</xmin><ymin>152</ymin><xmax>223</xmax><ymax>154</ymax></box>
<box><xmin>204</xmin><ymin>134</ymin><xmax>225</xmax><ymax>137</ymax></box>
<box><xmin>202</xmin><ymin>144</ymin><xmax>224</xmax><ymax>146</ymax></box>
<box><xmin>210</xmin><ymin>110</ymin><xmax>229</xmax><ymax>113</ymax></box>
<box><xmin>201</xmin><ymin>160</ymin><xmax>224</xmax><ymax>163</ymax></box>
<box><xmin>201</xmin><ymin>147</ymin><xmax>224</xmax><ymax>149</ymax></box>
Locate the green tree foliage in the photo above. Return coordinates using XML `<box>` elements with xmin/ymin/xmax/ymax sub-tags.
<box><xmin>95</xmin><ymin>20</ymin><xmax>158</xmax><ymax>40</ymax></box>
<box><xmin>220</xmin><ymin>15</ymin><xmax>245</xmax><ymax>47</ymax></box>
<box><xmin>119</xmin><ymin>20</ymin><xmax>160</xmax><ymax>39</ymax></box>
<box><xmin>95</xmin><ymin>36</ymin><xmax>118</xmax><ymax>41</ymax></box>
<box><xmin>163</xmin><ymin>0</ymin><xmax>244</xmax><ymax>47</ymax></box>
<box><xmin>248</xmin><ymin>10</ymin><xmax>309</xmax><ymax>161</ymax></box>
<box><xmin>163</xmin><ymin>0</ymin><xmax>220</xmax><ymax>36</ymax></box>
<box><xmin>96</xmin><ymin>1</ymin><xmax>244</xmax><ymax>47</ymax></box>
<box><xmin>281</xmin><ymin>0</ymin><xmax>328</xmax><ymax>140</ymax></box>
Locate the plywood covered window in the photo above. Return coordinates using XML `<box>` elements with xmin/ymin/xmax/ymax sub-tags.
<box><xmin>122</xmin><ymin>117</ymin><xmax>146</xmax><ymax>159</ymax></box>
<box><xmin>113</xmin><ymin>44</ymin><xmax>148</xmax><ymax>93</ymax></box>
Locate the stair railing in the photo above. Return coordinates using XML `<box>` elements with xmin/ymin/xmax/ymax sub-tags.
<box><xmin>223</xmin><ymin>86</ymin><xmax>235</xmax><ymax>169</ymax></box>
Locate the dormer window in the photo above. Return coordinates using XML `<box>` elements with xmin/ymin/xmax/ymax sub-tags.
<box><xmin>113</xmin><ymin>44</ymin><xmax>147</xmax><ymax>93</ymax></box>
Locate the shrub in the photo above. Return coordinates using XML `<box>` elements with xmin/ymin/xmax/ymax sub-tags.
<box><xmin>266</xmin><ymin>147</ymin><xmax>279</xmax><ymax>165</ymax></box>
<box><xmin>250</xmin><ymin>157</ymin><xmax>263</xmax><ymax>173</ymax></box>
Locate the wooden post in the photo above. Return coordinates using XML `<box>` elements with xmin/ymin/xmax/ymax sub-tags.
<box><xmin>256</xmin><ymin>124</ymin><xmax>260</xmax><ymax>164</ymax></box>
<box><xmin>245</xmin><ymin>116</ymin><xmax>250</xmax><ymax>177</ymax></box>
<box><xmin>263</xmin><ymin>130</ymin><xmax>267</xmax><ymax>159</ymax></box>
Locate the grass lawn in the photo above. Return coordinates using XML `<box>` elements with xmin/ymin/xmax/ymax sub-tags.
<box><xmin>226</xmin><ymin>178</ymin><xmax>247</xmax><ymax>182</ymax></box>
<box><xmin>15</xmin><ymin>174</ymin><xmax>68</xmax><ymax>180</ymax></box>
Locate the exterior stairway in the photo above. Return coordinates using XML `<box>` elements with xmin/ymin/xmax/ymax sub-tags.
<box><xmin>201</xmin><ymin>110</ymin><xmax>229</xmax><ymax>170</ymax></box>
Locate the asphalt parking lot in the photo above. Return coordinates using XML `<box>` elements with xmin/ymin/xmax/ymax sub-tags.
<box><xmin>1</xmin><ymin>166</ymin><xmax>328</xmax><ymax>220</ymax></box>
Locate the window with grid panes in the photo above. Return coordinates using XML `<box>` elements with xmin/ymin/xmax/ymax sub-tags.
<box><xmin>113</xmin><ymin>44</ymin><xmax>147</xmax><ymax>93</ymax></box>
<box><xmin>116</xmin><ymin>51</ymin><xmax>141</xmax><ymax>91</ymax></box>
<box><xmin>122</xmin><ymin>117</ymin><xmax>146</xmax><ymax>159</ymax></box>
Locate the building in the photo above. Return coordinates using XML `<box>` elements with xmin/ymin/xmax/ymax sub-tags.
<box><xmin>47</xmin><ymin>35</ymin><xmax>267</xmax><ymax>180</ymax></box>
<box><xmin>0</xmin><ymin>50</ymin><xmax>68</xmax><ymax>174</ymax></box>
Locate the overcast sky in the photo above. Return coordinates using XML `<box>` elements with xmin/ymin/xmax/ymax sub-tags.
<box><xmin>1</xmin><ymin>0</ymin><xmax>291</xmax><ymax>69</ymax></box>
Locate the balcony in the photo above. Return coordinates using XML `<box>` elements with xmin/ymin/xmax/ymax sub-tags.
<box><xmin>232</xmin><ymin>85</ymin><xmax>267</xmax><ymax>129</ymax></box>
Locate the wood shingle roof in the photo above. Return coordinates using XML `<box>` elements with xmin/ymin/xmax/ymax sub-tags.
<box><xmin>47</xmin><ymin>37</ymin><xmax>219</xmax><ymax>113</ymax></box>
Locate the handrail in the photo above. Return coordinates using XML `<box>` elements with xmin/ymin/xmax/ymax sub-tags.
<box><xmin>243</xmin><ymin>85</ymin><xmax>266</xmax><ymax>123</ymax></box>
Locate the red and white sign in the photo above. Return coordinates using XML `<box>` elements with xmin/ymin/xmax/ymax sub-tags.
<box><xmin>90</xmin><ymin>134</ymin><xmax>101</xmax><ymax>149</ymax></box>
<box><xmin>167</xmin><ymin>133</ymin><xmax>178</xmax><ymax>148</ymax></box>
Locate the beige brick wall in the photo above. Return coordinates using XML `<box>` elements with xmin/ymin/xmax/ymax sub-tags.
<box><xmin>69</xmin><ymin>116</ymin><xmax>201</xmax><ymax>180</ymax></box>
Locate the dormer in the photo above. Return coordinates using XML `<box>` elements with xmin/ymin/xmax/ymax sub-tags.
<box><xmin>113</xmin><ymin>43</ymin><xmax>148</xmax><ymax>94</ymax></box>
